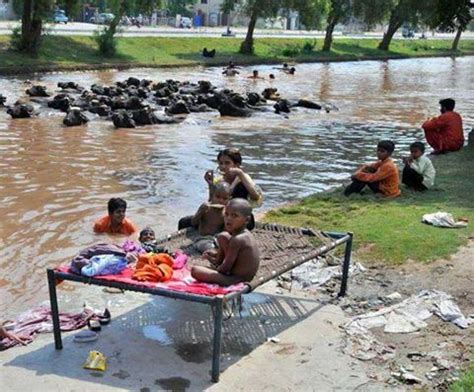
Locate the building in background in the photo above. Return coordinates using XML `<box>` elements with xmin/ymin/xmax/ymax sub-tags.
<box><xmin>0</xmin><ymin>0</ymin><xmax>16</xmax><ymax>20</ymax></box>
<box><xmin>192</xmin><ymin>0</ymin><xmax>228</xmax><ymax>27</ymax></box>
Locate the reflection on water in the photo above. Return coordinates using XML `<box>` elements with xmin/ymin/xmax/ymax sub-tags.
<box><xmin>0</xmin><ymin>57</ymin><xmax>473</xmax><ymax>316</ymax></box>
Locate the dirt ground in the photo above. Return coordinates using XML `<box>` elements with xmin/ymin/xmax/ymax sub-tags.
<box><xmin>324</xmin><ymin>240</ymin><xmax>474</xmax><ymax>391</ymax></box>
<box><xmin>0</xmin><ymin>242</ymin><xmax>471</xmax><ymax>391</ymax></box>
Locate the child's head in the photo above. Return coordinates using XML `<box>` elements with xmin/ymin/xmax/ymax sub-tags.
<box><xmin>269</xmin><ymin>74</ymin><xmax>275</xmax><ymax>79</ymax></box>
<box><xmin>107</xmin><ymin>197</ymin><xmax>127</xmax><ymax>224</ymax></box>
<box><xmin>252</xmin><ymin>70</ymin><xmax>259</xmax><ymax>77</ymax></box>
<box><xmin>283</xmin><ymin>63</ymin><xmax>288</xmax><ymax>68</ymax></box>
<box><xmin>289</xmin><ymin>67</ymin><xmax>296</xmax><ymax>74</ymax></box>
<box><xmin>217</xmin><ymin>148</ymin><xmax>242</xmax><ymax>172</ymax></box>
<box><xmin>376</xmin><ymin>140</ymin><xmax>395</xmax><ymax>160</ymax></box>
<box><xmin>409</xmin><ymin>141</ymin><xmax>425</xmax><ymax>159</ymax></box>
<box><xmin>211</xmin><ymin>182</ymin><xmax>231</xmax><ymax>205</ymax></box>
<box><xmin>439</xmin><ymin>98</ymin><xmax>455</xmax><ymax>113</ymax></box>
<box><xmin>224</xmin><ymin>198</ymin><xmax>252</xmax><ymax>234</ymax></box>
<box><xmin>139</xmin><ymin>227</ymin><xmax>155</xmax><ymax>243</ymax></box>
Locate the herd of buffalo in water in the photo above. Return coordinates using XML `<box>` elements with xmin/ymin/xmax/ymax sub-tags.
<box><xmin>0</xmin><ymin>76</ymin><xmax>333</xmax><ymax>128</ymax></box>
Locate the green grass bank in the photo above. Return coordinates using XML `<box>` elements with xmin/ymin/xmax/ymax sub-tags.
<box><xmin>450</xmin><ymin>362</ymin><xmax>474</xmax><ymax>392</ymax></box>
<box><xmin>265</xmin><ymin>147</ymin><xmax>474</xmax><ymax>264</ymax></box>
<box><xmin>0</xmin><ymin>35</ymin><xmax>473</xmax><ymax>74</ymax></box>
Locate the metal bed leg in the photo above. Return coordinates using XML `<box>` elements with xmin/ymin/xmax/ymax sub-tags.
<box><xmin>338</xmin><ymin>233</ymin><xmax>353</xmax><ymax>297</ymax></box>
<box><xmin>211</xmin><ymin>297</ymin><xmax>224</xmax><ymax>382</ymax></box>
<box><xmin>47</xmin><ymin>269</ymin><xmax>63</xmax><ymax>350</ymax></box>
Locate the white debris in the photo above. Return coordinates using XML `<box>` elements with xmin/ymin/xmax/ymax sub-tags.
<box><xmin>422</xmin><ymin>212</ymin><xmax>468</xmax><ymax>228</ymax></box>
<box><xmin>266</xmin><ymin>337</ymin><xmax>280</xmax><ymax>343</ymax></box>
<box><xmin>386</xmin><ymin>292</ymin><xmax>402</xmax><ymax>301</ymax></box>
<box><xmin>343</xmin><ymin>290</ymin><xmax>471</xmax><ymax>361</ymax></box>
<box><xmin>290</xmin><ymin>259</ymin><xmax>365</xmax><ymax>289</ymax></box>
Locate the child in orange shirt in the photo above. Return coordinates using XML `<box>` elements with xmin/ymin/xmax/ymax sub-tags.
<box><xmin>344</xmin><ymin>140</ymin><xmax>400</xmax><ymax>198</ymax></box>
<box><xmin>93</xmin><ymin>198</ymin><xmax>138</xmax><ymax>235</ymax></box>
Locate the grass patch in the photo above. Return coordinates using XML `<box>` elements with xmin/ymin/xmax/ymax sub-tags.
<box><xmin>450</xmin><ymin>362</ymin><xmax>474</xmax><ymax>392</ymax></box>
<box><xmin>0</xmin><ymin>35</ymin><xmax>473</xmax><ymax>73</ymax></box>
<box><xmin>265</xmin><ymin>148</ymin><xmax>474</xmax><ymax>264</ymax></box>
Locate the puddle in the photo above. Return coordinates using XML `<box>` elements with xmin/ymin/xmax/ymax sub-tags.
<box><xmin>175</xmin><ymin>342</ymin><xmax>211</xmax><ymax>363</ymax></box>
<box><xmin>155</xmin><ymin>377</ymin><xmax>191</xmax><ymax>392</ymax></box>
<box><xmin>142</xmin><ymin>325</ymin><xmax>173</xmax><ymax>345</ymax></box>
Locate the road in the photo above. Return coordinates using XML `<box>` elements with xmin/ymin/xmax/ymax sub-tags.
<box><xmin>0</xmin><ymin>21</ymin><xmax>472</xmax><ymax>40</ymax></box>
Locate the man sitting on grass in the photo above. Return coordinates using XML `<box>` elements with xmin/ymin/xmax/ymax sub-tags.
<box><xmin>344</xmin><ymin>140</ymin><xmax>400</xmax><ymax>198</ymax></box>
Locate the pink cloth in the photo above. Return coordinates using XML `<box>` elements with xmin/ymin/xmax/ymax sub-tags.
<box><xmin>172</xmin><ymin>251</ymin><xmax>188</xmax><ymax>270</ymax></box>
<box><xmin>57</xmin><ymin>265</ymin><xmax>245</xmax><ymax>296</ymax></box>
<box><xmin>1</xmin><ymin>305</ymin><xmax>97</xmax><ymax>351</ymax></box>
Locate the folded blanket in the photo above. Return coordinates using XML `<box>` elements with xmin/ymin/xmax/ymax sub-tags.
<box><xmin>57</xmin><ymin>265</ymin><xmax>244</xmax><ymax>296</ymax></box>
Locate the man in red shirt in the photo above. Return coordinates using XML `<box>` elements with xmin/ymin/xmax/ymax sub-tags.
<box><xmin>422</xmin><ymin>98</ymin><xmax>464</xmax><ymax>154</ymax></box>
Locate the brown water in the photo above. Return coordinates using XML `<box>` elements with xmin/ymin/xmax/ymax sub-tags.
<box><xmin>1</xmin><ymin>57</ymin><xmax>473</xmax><ymax>317</ymax></box>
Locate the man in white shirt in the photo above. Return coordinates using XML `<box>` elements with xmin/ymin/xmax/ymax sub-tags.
<box><xmin>402</xmin><ymin>142</ymin><xmax>436</xmax><ymax>191</ymax></box>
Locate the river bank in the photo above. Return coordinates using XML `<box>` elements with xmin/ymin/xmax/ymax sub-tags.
<box><xmin>1</xmin><ymin>35</ymin><xmax>474</xmax><ymax>75</ymax></box>
<box><xmin>264</xmin><ymin>146</ymin><xmax>474</xmax><ymax>264</ymax></box>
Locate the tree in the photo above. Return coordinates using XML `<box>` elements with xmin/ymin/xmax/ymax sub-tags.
<box><xmin>293</xmin><ymin>0</ymin><xmax>329</xmax><ymax>31</ymax></box>
<box><xmin>18</xmin><ymin>0</ymin><xmax>53</xmax><ymax>56</ymax></box>
<box><xmin>223</xmin><ymin>0</ymin><xmax>328</xmax><ymax>54</ymax></box>
<box><xmin>56</xmin><ymin>0</ymin><xmax>81</xmax><ymax>20</ymax></box>
<box><xmin>165</xmin><ymin>0</ymin><xmax>194</xmax><ymax>17</ymax></box>
<box><xmin>432</xmin><ymin>0</ymin><xmax>472</xmax><ymax>51</ymax></box>
<box><xmin>222</xmin><ymin>0</ymin><xmax>291</xmax><ymax>54</ymax></box>
<box><xmin>321</xmin><ymin>0</ymin><xmax>351</xmax><ymax>52</ymax></box>
<box><xmin>376</xmin><ymin>0</ymin><xmax>432</xmax><ymax>51</ymax></box>
<box><xmin>96</xmin><ymin>0</ymin><xmax>160</xmax><ymax>56</ymax></box>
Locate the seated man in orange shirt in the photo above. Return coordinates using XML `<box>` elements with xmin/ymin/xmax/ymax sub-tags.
<box><xmin>422</xmin><ymin>98</ymin><xmax>464</xmax><ymax>154</ymax></box>
<box><xmin>344</xmin><ymin>140</ymin><xmax>400</xmax><ymax>198</ymax></box>
<box><xmin>93</xmin><ymin>197</ymin><xmax>138</xmax><ymax>235</ymax></box>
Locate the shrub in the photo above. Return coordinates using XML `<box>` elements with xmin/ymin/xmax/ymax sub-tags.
<box><xmin>302</xmin><ymin>39</ymin><xmax>317</xmax><ymax>54</ymax></box>
<box><xmin>281</xmin><ymin>44</ymin><xmax>301</xmax><ymax>57</ymax></box>
<box><xmin>9</xmin><ymin>26</ymin><xmax>24</xmax><ymax>51</ymax></box>
<box><xmin>94</xmin><ymin>28</ymin><xmax>117</xmax><ymax>56</ymax></box>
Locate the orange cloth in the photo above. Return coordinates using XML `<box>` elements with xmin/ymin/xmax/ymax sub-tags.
<box><xmin>93</xmin><ymin>215</ymin><xmax>138</xmax><ymax>235</ymax></box>
<box><xmin>133</xmin><ymin>253</ymin><xmax>174</xmax><ymax>282</ymax></box>
<box><xmin>422</xmin><ymin>111</ymin><xmax>464</xmax><ymax>153</ymax></box>
<box><xmin>354</xmin><ymin>158</ymin><xmax>401</xmax><ymax>198</ymax></box>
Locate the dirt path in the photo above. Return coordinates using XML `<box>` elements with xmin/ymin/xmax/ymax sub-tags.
<box><xmin>331</xmin><ymin>241</ymin><xmax>474</xmax><ymax>390</ymax></box>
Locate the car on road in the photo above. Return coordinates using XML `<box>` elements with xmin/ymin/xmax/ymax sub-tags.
<box><xmin>401</xmin><ymin>25</ymin><xmax>415</xmax><ymax>39</ymax></box>
<box><xmin>90</xmin><ymin>13</ymin><xmax>115</xmax><ymax>24</ymax></box>
<box><xmin>54</xmin><ymin>10</ymin><xmax>69</xmax><ymax>24</ymax></box>
<box><xmin>179</xmin><ymin>17</ymin><xmax>192</xmax><ymax>28</ymax></box>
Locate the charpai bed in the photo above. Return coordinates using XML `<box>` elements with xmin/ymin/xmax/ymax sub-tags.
<box><xmin>47</xmin><ymin>223</ymin><xmax>353</xmax><ymax>382</ymax></box>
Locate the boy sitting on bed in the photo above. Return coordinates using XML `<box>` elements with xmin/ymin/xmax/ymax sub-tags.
<box><xmin>191</xmin><ymin>198</ymin><xmax>260</xmax><ymax>286</ymax></box>
<box><xmin>191</xmin><ymin>182</ymin><xmax>230</xmax><ymax>253</ymax></box>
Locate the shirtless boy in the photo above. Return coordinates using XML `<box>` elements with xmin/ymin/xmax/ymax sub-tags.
<box><xmin>191</xmin><ymin>182</ymin><xmax>230</xmax><ymax>252</ymax></box>
<box><xmin>191</xmin><ymin>198</ymin><xmax>260</xmax><ymax>286</ymax></box>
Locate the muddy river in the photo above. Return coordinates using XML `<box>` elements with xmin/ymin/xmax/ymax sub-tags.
<box><xmin>0</xmin><ymin>56</ymin><xmax>473</xmax><ymax>316</ymax></box>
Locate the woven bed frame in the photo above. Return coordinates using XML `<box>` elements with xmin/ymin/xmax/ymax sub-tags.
<box><xmin>47</xmin><ymin>223</ymin><xmax>353</xmax><ymax>382</ymax></box>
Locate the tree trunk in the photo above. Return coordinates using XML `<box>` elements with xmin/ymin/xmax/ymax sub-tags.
<box><xmin>378</xmin><ymin>10</ymin><xmax>402</xmax><ymax>51</ymax></box>
<box><xmin>322</xmin><ymin>14</ymin><xmax>338</xmax><ymax>52</ymax></box>
<box><xmin>240</xmin><ymin>7</ymin><xmax>258</xmax><ymax>54</ymax></box>
<box><xmin>20</xmin><ymin>0</ymin><xmax>44</xmax><ymax>56</ymax></box>
<box><xmin>451</xmin><ymin>27</ymin><xmax>462</xmax><ymax>51</ymax></box>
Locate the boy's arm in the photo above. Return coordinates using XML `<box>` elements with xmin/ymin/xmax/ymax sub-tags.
<box><xmin>216</xmin><ymin>237</ymin><xmax>241</xmax><ymax>274</ymax></box>
<box><xmin>354</xmin><ymin>162</ymin><xmax>394</xmax><ymax>183</ymax></box>
<box><xmin>191</xmin><ymin>203</ymin><xmax>208</xmax><ymax>226</ymax></box>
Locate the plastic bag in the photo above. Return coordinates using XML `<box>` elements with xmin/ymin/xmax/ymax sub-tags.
<box><xmin>83</xmin><ymin>350</ymin><xmax>107</xmax><ymax>371</ymax></box>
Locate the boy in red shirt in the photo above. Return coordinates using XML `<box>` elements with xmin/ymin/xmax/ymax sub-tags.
<box><xmin>93</xmin><ymin>198</ymin><xmax>138</xmax><ymax>236</ymax></box>
<box><xmin>422</xmin><ymin>98</ymin><xmax>464</xmax><ymax>154</ymax></box>
<box><xmin>344</xmin><ymin>140</ymin><xmax>400</xmax><ymax>198</ymax></box>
